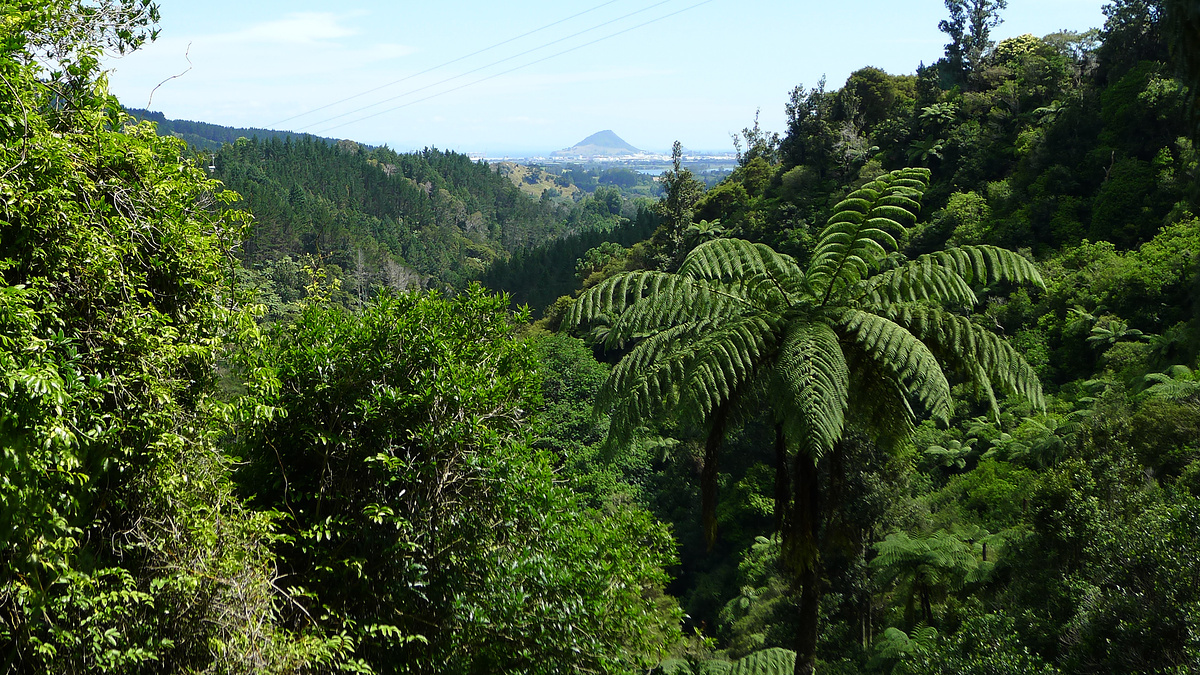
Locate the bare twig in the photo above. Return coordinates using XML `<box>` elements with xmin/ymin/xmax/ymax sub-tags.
<box><xmin>147</xmin><ymin>42</ymin><xmax>192</xmax><ymax>109</ymax></box>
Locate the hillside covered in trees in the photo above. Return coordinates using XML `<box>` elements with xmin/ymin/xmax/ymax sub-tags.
<box><xmin>3</xmin><ymin>1</ymin><xmax>1200</xmax><ymax>675</ymax></box>
<box><xmin>202</xmin><ymin>134</ymin><xmax>652</xmax><ymax>318</ymax></box>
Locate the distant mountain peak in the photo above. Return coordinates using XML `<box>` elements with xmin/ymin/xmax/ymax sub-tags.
<box><xmin>553</xmin><ymin>130</ymin><xmax>642</xmax><ymax>157</ymax></box>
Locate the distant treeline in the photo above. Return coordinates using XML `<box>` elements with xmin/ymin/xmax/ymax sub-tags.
<box><xmin>125</xmin><ymin>107</ymin><xmax>337</xmax><ymax>150</ymax></box>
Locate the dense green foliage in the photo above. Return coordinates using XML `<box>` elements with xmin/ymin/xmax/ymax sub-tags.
<box><xmin>7</xmin><ymin>0</ymin><xmax>1200</xmax><ymax>673</ymax></box>
<box><xmin>214</xmin><ymin>138</ymin><xmax>563</xmax><ymax>287</ymax></box>
<box><xmin>224</xmin><ymin>290</ymin><xmax>681</xmax><ymax>673</ymax></box>
<box><xmin>0</xmin><ymin>2</ymin><xmax>318</xmax><ymax>669</ymax></box>
<box><xmin>480</xmin><ymin>207</ymin><xmax>657</xmax><ymax>315</ymax></box>
<box><xmin>0</xmin><ymin>2</ymin><xmax>685</xmax><ymax>672</ymax></box>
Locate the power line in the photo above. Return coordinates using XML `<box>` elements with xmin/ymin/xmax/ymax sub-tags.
<box><xmin>294</xmin><ymin>0</ymin><xmax>678</xmax><ymax>132</ymax></box>
<box><xmin>313</xmin><ymin>0</ymin><xmax>717</xmax><ymax>136</ymax></box>
<box><xmin>271</xmin><ymin>0</ymin><xmax>623</xmax><ymax>127</ymax></box>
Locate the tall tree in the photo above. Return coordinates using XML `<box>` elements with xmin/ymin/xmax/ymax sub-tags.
<box><xmin>650</xmin><ymin>141</ymin><xmax>706</xmax><ymax>269</ymax></box>
<box><xmin>566</xmin><ymin>168</ymin><xmax>1044</xmax><ymax>674</ymax></box>
<box><xmin>939</xmin><ymin>0</ymin><xmax>1009</xmax><ymax>85</ymax></box>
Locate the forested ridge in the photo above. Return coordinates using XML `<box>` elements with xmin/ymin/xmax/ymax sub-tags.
<box><xmin>2</xmin><ymin>1</ymin><xmax>1200</xmax><ymax>675</ymax></box>
<box><xmin>124</xmin><ymin>107</ymin><xmax>336</xmax><ymax>150</ymax></box>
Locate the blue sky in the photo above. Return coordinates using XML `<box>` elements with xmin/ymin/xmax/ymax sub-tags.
<box><xmin>103</xmin><ymin>0</ymin><xmax>1107</xmax><ymax>154</ymax></box>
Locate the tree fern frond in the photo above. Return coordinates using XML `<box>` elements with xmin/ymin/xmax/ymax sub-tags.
<box><xmin>890</xmin><ymin>167</ymin><xmax>933</xmax><ymax>187</ymax></box>
<box><xmin>774</xmin><ymin>321</ymin><xmax>849</xmax><ymax>461</ymax></box>
<box><xmin>566</xmin><ymin>271</ymin><xmax>682</xmax><ymax>328</ymax></box>
<box><xmin>855</xmin><ymin>260</ymin><xmax>977</xmax><ymax>307</ymax></box>
<box><xmin>837</xmin><ymin>309</ymin><xmax>952</xmax><ymax>423</ymax></box>
<box><xmin>678</xmin><ymin>314</ymin><xmax>780</xmax><ymax>420</ymax></box>
<box><xmin>925</xmin><ymin>245</ymin><xmax>1044</xmax><ymax>288</ymax></box>
<box><xmin>1142</xmin><ymin>368</ymin><xmax>1200</xmax><ymax>403</ymax></box>
<box><xmin>677</xmin><ymin>237</ymin><xmax>804</xmax><ymax>289</ymax></box>
<box><xmin>808</xmin><ymin>169</ymin><xmax>930</xmax><ymax>304</ymax></box>
<box><xmin>604</xmin><ymin>279</ymin><xmax>751</xmax><ymax>342</ymax></box>
<box><xmin>882</xmin><ymin>304</ymin><xmax>1044</xmax><ymax>414</ymax></box>
<box><xmin>597</xmin><ymin>322</ymin><xmax>703</xmax><ymax>434</ymax></box>
<box><xmin>599</xmin><ymin>314</ymin><xmax>781</xmax><ymax>443</ymax></box>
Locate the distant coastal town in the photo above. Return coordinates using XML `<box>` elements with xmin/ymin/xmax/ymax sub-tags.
<box><xmin>469</xmin><ymin>129</ymin><xmax>740</xmax><ymax>177</ymax></box>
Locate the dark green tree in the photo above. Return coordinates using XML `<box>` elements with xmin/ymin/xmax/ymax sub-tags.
<box><xmin>651</xmin><ymin>141</ymin><xmax>706</xmax><ymax>269</ymax></box>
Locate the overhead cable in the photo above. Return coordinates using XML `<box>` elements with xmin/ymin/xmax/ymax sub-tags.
<box><xmin>295</xmin><ymin>0</ymin><xmax>679</xmax><ymax>132</ymax></box>
<box><xmin>313</xmin><ymin>0</ymin><xmax>716</xmax><ymax>136</ymax></box>
<box><xmin>271</xmin><ymin>0</ymin><xmax>624</xmax><ymax>127</ymax></box>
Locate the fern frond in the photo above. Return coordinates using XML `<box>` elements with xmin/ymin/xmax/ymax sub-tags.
<box><xmin>604</xmin><ymin>279</ymin><xmax>751</xmax><ymax>342</ymax></box>
<box><xmin>566</xmin><ymin>271</ymin><xmax>680</xmax><ymax>328</ymax></box>
<box><xmin>925</xmin><ymin>245</ymin><xmax>1044</xmax><ymax>288</ymax></box>
<box><xmin>808</xmin><ymin>169</ymin><xmax>930</xmax><ymax>304</ymax></box>
<box><xmin>882</xmin><ymin>304</ymin><xmax>1044</xmax><ymax>415</ymax></box>
<box><xmin>890</xmin><ymin>167</ymin><xmax>933</xmax><ymax>187</ymax></box>
<box><xmin>1143</xmin><ymin>369</ymin><xmax>1200</xmax><ymax>402</ymax></box>
<box><xmin>837</xmin><ymin>309</ymin><xmax>952</xmax><ymax>424</ymax></box>
<box><xmin>856</xmin><ymin>260</ymin><xmax>977</xmax><ymax>308</ymax></box>
<box><xmin>597</xmin><ymin>322</ymin><xmax>701</xmax><ymax>439</ymax></box>
<box><xmin>774</xmin><ymin>321</ymin><xmax>849</xmax><ymax>461</ymax></box>
<box><xmin>678</xmin><ymin>314</ymin><xmax>780</xmax><ymax>420</ymax></box>
<box><xmin>678</xmin><ymin>237</ymin><xmax>806</xmax><ymax>295</ymax></box>
<box><xmin>599</xmin><ymin>314</ymin><xmax>781</xmax><ymax>443</ymax></box>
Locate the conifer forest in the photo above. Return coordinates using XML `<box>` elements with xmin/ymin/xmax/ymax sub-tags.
<box><xmin>2</xmin><ymin>1</ymin><xmax>1200</xmax><ymax>673</ymax></box>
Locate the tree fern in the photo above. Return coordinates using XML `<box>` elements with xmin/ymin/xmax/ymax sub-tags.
<box><xmin>563</xmin><ymin>164</ymin><xmax>1042</xmax><ymax>675</ymax></box>
<box><xmin>1142</xmin><ymin>365</ymin><xmax>1200</xmax><ymax>404</ymax></box>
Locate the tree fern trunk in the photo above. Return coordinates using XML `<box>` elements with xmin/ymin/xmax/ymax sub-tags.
<box><xmin>921</xmin><ymin>583</ymin><xmax>934</xmax><ymax>627</ymax></box>
<box><xmin>774</xmin><ymin>423</ymin><xmax>790</xmax><ymax>534</ymax></box>
<box><xmin>793</xmin><ymin>455</ymin><xmax>821</xmax><ymax>675</ymax></box>
<box><xmin>701</xmin><ymin>404</ymin><xmax>729</xmax><ymax>550</ymax></box>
